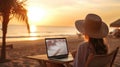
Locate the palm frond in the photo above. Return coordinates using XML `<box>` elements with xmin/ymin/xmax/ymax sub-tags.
<box><xmin>12</xmin><ymin>0</ymin><xmax>30</xmax><ymax>33</ymax></box>
<box><xmin>0</xmin><ymin>0</ymin><xmax>30</xmax><ymax>33</ymax></box>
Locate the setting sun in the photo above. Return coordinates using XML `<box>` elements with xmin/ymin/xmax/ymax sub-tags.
<box><xmin>27</xmin><ymin>6</ymin><xmax>47</xmax><ymax>24</ymax></box>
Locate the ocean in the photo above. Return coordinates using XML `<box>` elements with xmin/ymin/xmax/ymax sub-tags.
<box><xmin>0</xmin><ymin>25</ymin><xmax>77</xmax><ymax>42</ymax></box>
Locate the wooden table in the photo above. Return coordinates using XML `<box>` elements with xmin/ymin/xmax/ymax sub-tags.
<box><xmin>26</xmin><ymin>54</ymin><xmax>73</xmax><ymax>67</ymax></box>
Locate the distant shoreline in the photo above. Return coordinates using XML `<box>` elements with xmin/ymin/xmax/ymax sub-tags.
<box><xmin>0</xmin><ymin>34</ymin><xmax>80</xmax><ymax>42</ymax></box>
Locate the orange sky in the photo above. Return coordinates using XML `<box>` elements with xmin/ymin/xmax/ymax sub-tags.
<box><xmin>10</xmin><ymin>0</ymin><xmax>120</xmax><ymax>26</ymax></box>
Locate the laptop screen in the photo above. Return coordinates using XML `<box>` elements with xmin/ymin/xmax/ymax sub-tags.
<box><xmin>45</xmin><ymin>38</ymin><xmax>68</xmax><ymax>58</ymax></box>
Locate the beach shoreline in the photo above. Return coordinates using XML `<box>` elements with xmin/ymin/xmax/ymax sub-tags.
<box><xmin>0</xmin><ymin>35</ymin><xmax>120</xmax><ymax>67</ymax></box>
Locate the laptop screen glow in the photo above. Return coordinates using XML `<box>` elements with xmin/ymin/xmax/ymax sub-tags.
<box><xmin>46</xmin><ymin>38</ymin><xmax>68</xmax><ymax>57</ymax></box>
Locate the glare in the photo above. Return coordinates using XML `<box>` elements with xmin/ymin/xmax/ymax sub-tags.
<box><xmin>29</xmin><ymin>37</ymin><xmax>39</xmax><ymax>40</ymax></box>
<box><xmin>27</xmin><ymin>6</ymin><xmax>46</xmax><ymax>23</ymax></box>
<box><xmin>29</xmin><ymin>25</ymin><xmax>38</xmax><ymax>40</ymax></box>
<box><xmin>30</xmin><ymin>25</ymin><xmax>37</xmax><ymax>33</ymax></box>
<box><xmin>29</xmin><ymin>33</ymin><xmax>38</xmax><ymax>40</ymax></box>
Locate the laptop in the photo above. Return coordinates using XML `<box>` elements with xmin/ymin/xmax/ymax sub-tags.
<box><xmin>45</xmin><ymin>38</ymin><xmax>69</xmax><ymax>59</ymax></box>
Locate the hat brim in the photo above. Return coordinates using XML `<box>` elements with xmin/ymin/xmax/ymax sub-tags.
<box><xmin>75</xmin><ymin>20</ymin><xmax>84</xmax><ymax>34</ymax></box>
<box><xmin>75</xmin><ymin>20</ymin><xmax>109</xmax><ymax>38</ymax></box>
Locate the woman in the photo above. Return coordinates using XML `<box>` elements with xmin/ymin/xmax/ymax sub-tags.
<box><xmin>73</xmin><ymin>13</ymin><xmax>109</xmax><ymax>67</ymax></box>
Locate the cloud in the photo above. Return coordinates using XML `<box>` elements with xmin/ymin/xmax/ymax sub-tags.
<box><xmin>28</xmin><ymin>0</ymin><xmax>79</xmax><ymax>8</ymax></box>
<box><xmin>80</xmin><ymin>0</ymin><xmax>120</xmax><ymax>7</ymax></box>
<box><xmin>27</xmin><ymin>0</ymin><xmax>120</xmax><ymax>12</ymax></box>
<box><xmin>27</xmin><ymin>0</ymin><xmax>120</xmax><ymax>23</ymax></box>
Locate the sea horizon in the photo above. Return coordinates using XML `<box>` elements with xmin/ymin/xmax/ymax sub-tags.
<box><xmin>0</xmin><ymin>25</ymin><xmax>116</xmax><ymax>42</ymax></box>
<box><xmin>0</xmin><ymin>25</ymin><xmax>78</xmax><ymax>42</ymax></box>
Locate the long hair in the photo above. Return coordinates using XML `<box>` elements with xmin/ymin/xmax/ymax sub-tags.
<box><xmin>89</xmin><ymin>38</ymin><xmax>108</xmax><ymax>55</ymax></box>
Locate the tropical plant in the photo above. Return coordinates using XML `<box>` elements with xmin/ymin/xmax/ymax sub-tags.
<box><xmin>0</xmin><ymin>0</ymin><xmax>30</xmax><ymax>62</ymax></box>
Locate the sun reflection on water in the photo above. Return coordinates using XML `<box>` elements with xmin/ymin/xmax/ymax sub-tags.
<box><xmin>29</xmin><ymin>25</ymin><xmax>38</xmax><ymax>40</ymax></box>
<box><xmin>30</xmin><ymin>25</ymin><xmax>37</xmax><ymax>33</ymax></box>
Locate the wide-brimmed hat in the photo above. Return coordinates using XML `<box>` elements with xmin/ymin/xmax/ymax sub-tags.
<box><xmin>75</xmin><ymin>14</ymin><xmax>109</xmax><ymax>38</ymax></box>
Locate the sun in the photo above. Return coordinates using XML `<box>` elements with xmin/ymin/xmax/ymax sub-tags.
<box><xmin>27</xmin><ymin>6</ymin><xmax>46</xmax><ymax>23</ymax></box>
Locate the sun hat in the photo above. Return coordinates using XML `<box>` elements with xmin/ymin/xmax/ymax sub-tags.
<box><xmin>75</xmin><ymin>13</ymin><xmax>109</xmax><ymax>38</ymax></box>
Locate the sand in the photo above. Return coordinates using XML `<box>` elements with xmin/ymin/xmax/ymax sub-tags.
<box><xmin>0</xmin><ymin>35</ymin><xmax>120</xmax><ymax>67</ymax></box>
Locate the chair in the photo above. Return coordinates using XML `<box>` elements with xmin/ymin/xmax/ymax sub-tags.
<box><xmin>85</xmin><ymin>47</ymin><xmax>119</xmax><ymax>67</ymax></box>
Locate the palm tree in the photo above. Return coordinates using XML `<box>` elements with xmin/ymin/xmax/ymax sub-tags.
<box><xmin>0</xmin><ymin>0</ymin><xmax>30</xmax><ymax>62</ymax></box>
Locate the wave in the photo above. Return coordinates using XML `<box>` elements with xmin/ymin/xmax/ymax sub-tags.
<box><xmin>0</xmin><ymin>34</ymin><xmax>75</xmax><ymax>38</ymax></box>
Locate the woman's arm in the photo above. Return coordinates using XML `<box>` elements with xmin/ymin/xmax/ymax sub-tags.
<box><xmin>71</xmin><ymin>50</ymin><xmax>77</xmax><ymax>58</ymax></box>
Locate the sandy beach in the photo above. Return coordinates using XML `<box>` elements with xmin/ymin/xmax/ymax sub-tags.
<box><xmin>0</xmin><ymin>35</ymin><xmax>120</xmax><ymax>67</ymax></box>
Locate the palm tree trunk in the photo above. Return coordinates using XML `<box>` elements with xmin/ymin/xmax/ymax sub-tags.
<box><xmin>26</xmin><ymin>18</ymin><xmax>30</xmax><ymax>33</ymax></box>
<box><xmin>0</xmin><ymin>13</ymin><xmax>9</xmax><ymax>62</ymax></box>
<box><xmin>1</xmin><ymin>27</ymin><xmax>7</xmax><ymax>60</ymax></box>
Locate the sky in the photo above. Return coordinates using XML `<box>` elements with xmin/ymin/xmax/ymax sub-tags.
<box><xmin>11</xmin><ymin>0</ymin><xmax>120</xmax><ymax>26</ymax></box>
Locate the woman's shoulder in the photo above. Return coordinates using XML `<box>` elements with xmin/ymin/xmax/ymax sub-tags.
<box><xmin>78</xmin><ymin>41</ymin><xmax>89</xmax><ymax>48</ymax></box>
<box><xmin>79</xmin><ymin>41</ymin><xmax>89</xmax><ymax>46</ymax></box>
